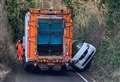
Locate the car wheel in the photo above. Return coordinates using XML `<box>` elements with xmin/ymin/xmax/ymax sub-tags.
<box><xmin>80</xmin><ymin>60</ymin><xmax>92</xmax><ymax>72</ymax></box>
<box><xmin>71</xmin><ymin>60</ymin><xmax>92</xmax><ymax>72</ymax></box>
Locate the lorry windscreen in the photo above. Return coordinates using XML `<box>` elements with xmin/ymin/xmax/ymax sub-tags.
<box><xmin>37</xmin><ymin>16</ymin><xmax>64</xmax><ymax>56</ymax></box>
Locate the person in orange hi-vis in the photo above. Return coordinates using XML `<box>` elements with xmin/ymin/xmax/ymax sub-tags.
<box><xmin>16</xmin><ymin>40</ymin><xmax>23</xmax><ymax>61</ymax></box>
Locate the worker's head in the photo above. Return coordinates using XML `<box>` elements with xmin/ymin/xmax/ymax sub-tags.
<box><xmin>18</xmin><ymin>40</ymin><xmax>21</xmax><ymax>43</ymax></box>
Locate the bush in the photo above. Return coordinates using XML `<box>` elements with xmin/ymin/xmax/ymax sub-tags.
<box><xmin>6</xmin><ymin>0</ymin><xmax>33</xmax><ymax>42</ymax></box>
<box><xmin>6</xmin><ymin>0</ymin><xmax>19</xmax><ymax>42</ymax></box>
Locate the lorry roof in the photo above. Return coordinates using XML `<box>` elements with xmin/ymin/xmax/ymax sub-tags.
<box><xmin>29</xmin><ymin>8</ymin><xmax>70</xmax><ymax>15</ymax></box>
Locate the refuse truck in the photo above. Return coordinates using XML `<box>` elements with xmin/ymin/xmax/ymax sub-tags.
<box><xmin>17</xmin><ymin>8</ymin><xmax>73</xmax><ymax>71</ymax></box>
<box><xmin>16</xmin><ymin>8</ymin><xmax>97</xmax><ymax>72</ymax></box>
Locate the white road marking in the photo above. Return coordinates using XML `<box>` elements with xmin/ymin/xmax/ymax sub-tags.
<box><xmin>75</xmin><ymin>72</ymin><xmax>89</xmax><ymax>82</ymax></box>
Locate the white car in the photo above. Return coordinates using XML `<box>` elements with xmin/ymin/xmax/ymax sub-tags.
<box><xmin>70</xmin><ymin>40</ymin><xmax>96</xmax><ymax>71</ymax></box>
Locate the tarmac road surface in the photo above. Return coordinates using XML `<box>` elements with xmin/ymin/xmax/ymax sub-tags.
<box><xmin>5</xmin><ymin>64</ymin><xmax>92</xmax><ymax>82</ymax></box>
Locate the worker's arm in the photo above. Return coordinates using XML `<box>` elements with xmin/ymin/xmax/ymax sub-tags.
<box><xmin>16</xmin><ymin>42</ymin><xmax>18</xmax><ymax>49</ymax></box>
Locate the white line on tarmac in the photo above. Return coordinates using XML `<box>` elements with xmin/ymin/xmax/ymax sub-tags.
<box><xmin>75</xmin><ymin>72</ymin><xmax>89</xmax><ymax>82</ymax></box>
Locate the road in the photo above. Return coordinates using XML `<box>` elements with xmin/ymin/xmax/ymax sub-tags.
<box><xmin>10</xmin><ymin>64</ymin><xmax>92</xmax><ymax>82</ymax></box>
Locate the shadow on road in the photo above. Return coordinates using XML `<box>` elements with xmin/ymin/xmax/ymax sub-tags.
<box><xmin>25</xmin><ymin>69</ymin><xmax>69</xmax><ymax>76</ymax></box>
<box><xmin>16</xmin><ymin>63</ymin><xmax>69</xmax><ymax>76</ymax></box>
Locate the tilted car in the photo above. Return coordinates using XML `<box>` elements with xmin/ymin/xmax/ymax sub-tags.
<box><xmin>70</xmin><ymin>40</ymin><xmax>96</xmax><ymax>71</ymax></box>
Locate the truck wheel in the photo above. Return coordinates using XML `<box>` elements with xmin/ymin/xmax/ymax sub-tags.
<box><xmin>61</xmin><ymin>65</ymin><xmax>67</xmax><ymax>72</ymax></box>
<box><xmin>24</xmin><ymin>62</ymin><xmax>39</xmax><ymax>73</ymax></box>
<box><xmin>22</xmin><ymin>55</ymin><xmax>25</xmax><ymax>64</ymax></box>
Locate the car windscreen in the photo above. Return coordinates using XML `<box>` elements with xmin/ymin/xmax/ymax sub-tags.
<box><xmin>77</xmin><ymin>43</ymin><xmax>83</xmax><ymax>49</ymax></box>
<box><xmin>72</xmin><ymin>42</ymin><xmax>83</xmax><ymax>56</ymax></box>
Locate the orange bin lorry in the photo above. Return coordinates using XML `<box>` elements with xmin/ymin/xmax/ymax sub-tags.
<box><xmin>18</xmin><ymin>8</ymin><xmax>73</xmax><ymax>71</ymax></box>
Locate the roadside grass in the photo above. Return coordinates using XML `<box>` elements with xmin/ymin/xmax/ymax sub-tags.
<box><xmin>90</xmin><ymin>26</ymin><xmax>120</xmax><ymax>82</ymax></box>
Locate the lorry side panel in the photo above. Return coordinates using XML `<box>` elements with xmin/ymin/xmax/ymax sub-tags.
<box><xmin>28</xmin><ymin>14</ymin><xmax>37</xmax><ymax>60</ymax></box>
<box><xmin>63</xmin><ymin>14</ymin><xmax>72</xmax><ymax>60</ymax></box>
<box><xmin>24</xmin><ymin>13</ymin><xmax>29</xmax><ymax>62</ymax></box>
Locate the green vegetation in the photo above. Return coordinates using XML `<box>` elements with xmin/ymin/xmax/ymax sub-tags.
<box><xmin>99</xmin><ymin>0</ymin><xmax>120</xmax><ymax>64</ymax></box>
<box><xmin>6</xmin><ymin>0</ymin><xmax>19</xmax><ymax>42</ymax></box>
<box><xmin>6</xmin><ymin>0</ymin><xmax>34</xmax><ymax>42</ymax></box>
<box><xmin>106</xmin><ymin>0</ymin><xmax>120</xmax><ymax>30</ymax></box>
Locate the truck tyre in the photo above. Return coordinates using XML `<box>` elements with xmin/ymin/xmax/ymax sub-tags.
<box><xmin>61</xmin><ymin>65</ymin><xmax>67</xmax><ymax>72</ymax></box>
<box><xmin>22</xmin><ymin>55</ymin><xmax>25</xmax><ymax>64</ymax></box>
<box><xmin>24</xmin><ymin>62</ymin><xmax>39</xmax><ymax>73</ymax></box>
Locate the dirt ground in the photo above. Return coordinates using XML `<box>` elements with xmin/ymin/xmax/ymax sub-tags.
<box><xmin>0</xmin><ymin>0</ymin><xmax>16</xmax><ymax>81</ymax></box>
<box><xmin>85</xmin><ymin>64</ymin><xmax>120</xmax><ymax>82</ymax></box>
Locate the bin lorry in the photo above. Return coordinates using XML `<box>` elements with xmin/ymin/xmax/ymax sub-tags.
<box><xmin>17</xmin><ymin>8</ymin><xmax>73</xmax><ymax>71</ymax></box>
<box><xmin>16</xmin><ymin>8</ymin><xmax>96</xmax><ymax>71</ymax></box>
